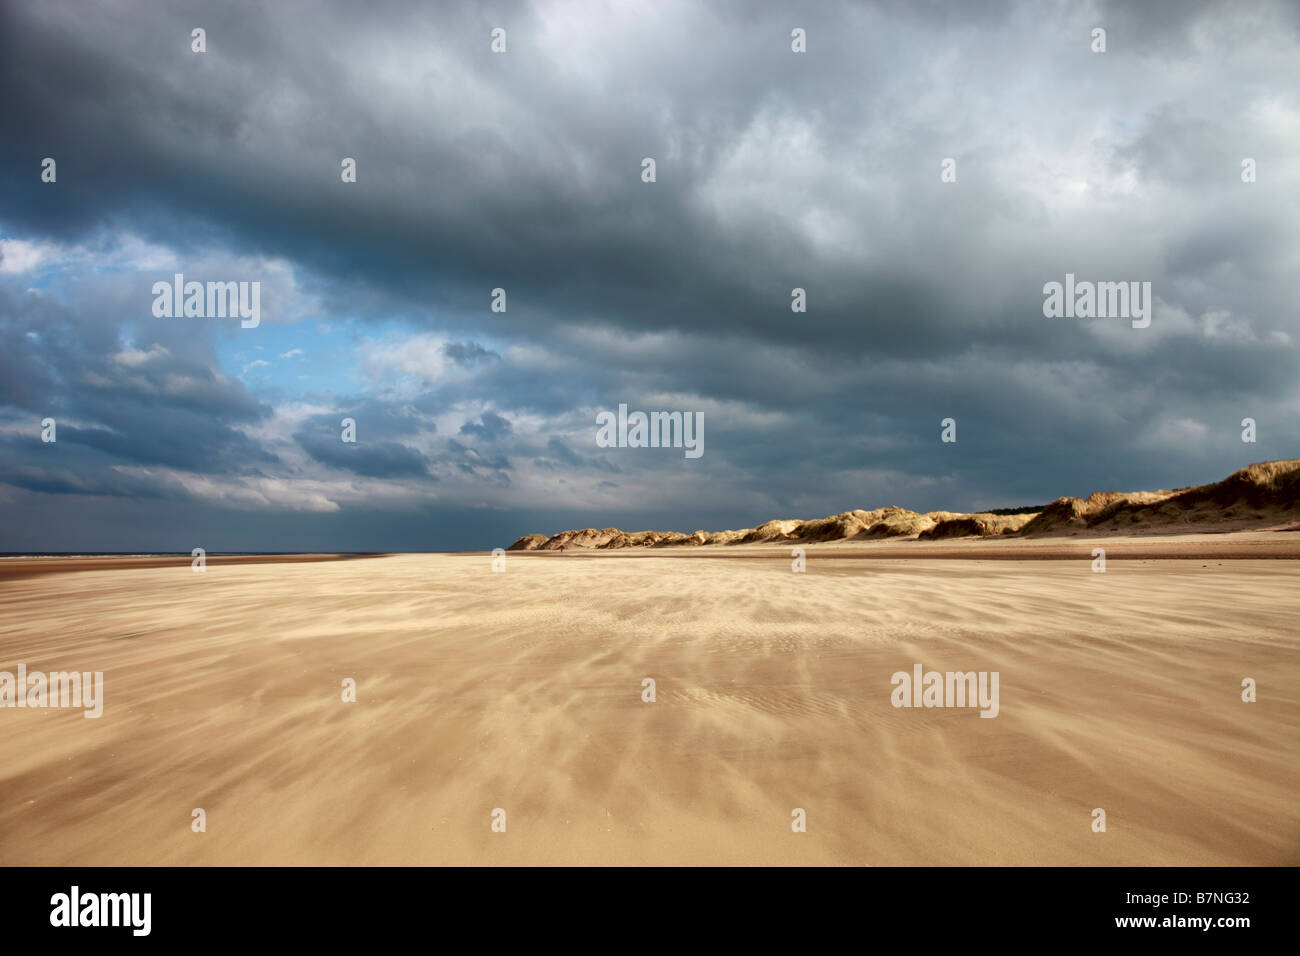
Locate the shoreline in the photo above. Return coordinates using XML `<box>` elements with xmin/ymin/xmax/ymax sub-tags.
<box><xmin>0</xmin><ymin>553</ymin><xmax>390</xmax><ymax>581</ymax></box>
<box><xmin>5</xmin><ymin>529</ymin><xmax>1300</xmax><ymax>577</ymax></box>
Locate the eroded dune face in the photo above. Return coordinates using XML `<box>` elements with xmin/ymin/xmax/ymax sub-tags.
<box><xmin>919</xmin><ymin>513</ymin><xmax>1037</xmax><ymax>540</ymax></box>
<box><xmin>508</xmin><ymin>459</ymin><xmax>1300</xmax><ymax>551</ymax></box>
<box><xmin>1019</xmin><ymin>459</ymin><xmax>1300</xmax><ymax>536</ymax></box>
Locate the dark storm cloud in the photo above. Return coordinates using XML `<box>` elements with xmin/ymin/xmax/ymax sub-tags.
<box><xmin>443</xmin><ymin>439</ymin><xmax>512</xmax><ymax>480</ymax></box>
<box><xmin>3</xmin><ymin>0</ymin><xmax>1294</xmax><ymax>357</ymax></box>
<box><xmin>0</xmin><ymin>2</ymin><xmax>1140</xmax><ymax>349</ymax></box>
<box><xmin>0</xmin><ymin>285</ymin><xmax>275</xmax><ymax>477</ymax></box>
<box><xmin>443</xmin><ymin>342</ymin><xmax>501</xmax><ymax>367</ymax></box>
<box><xmin>294</xmin><ymin>413</ymin><xmax>431</xmax><ymax>479</ymax></box>
<box><xmin>533</xmin><ymin>437</ymin><xmax>620</xmax><ymax>475</ymax></box>
<box><xmin>459</xmin><ymin>411</ymin><xmax>512</xmax><ymax>441</ymax></box>
<box><xmin>543</xmin><ymin>437</ymin><xmax>584</xmax><ymax>468</ymax></box>
<box><xmin>1</xmin><ymin>0</ymin><xmax>1298</xmax><ymax>549</ymax></box>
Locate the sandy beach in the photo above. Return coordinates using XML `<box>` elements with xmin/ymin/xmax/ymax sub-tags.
<box><xmin>1</xmin><ymin>538</ymin><xmax>1297</xmax><ymax>866</ymax></box>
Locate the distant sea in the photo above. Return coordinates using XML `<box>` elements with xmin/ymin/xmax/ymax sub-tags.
<box><xmin>0</xmin><ymin>552</ymin><xmax>381</xmax><ymax>558</ymax></box>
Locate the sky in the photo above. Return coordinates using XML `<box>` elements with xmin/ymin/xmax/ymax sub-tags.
<box><xmin>1</xmin><ymin>0</ymin><xmax>1297</xmax><ymax>552</ymax></box>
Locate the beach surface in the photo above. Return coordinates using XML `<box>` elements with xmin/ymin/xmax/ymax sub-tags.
<box><xmin>1</xmin><ymin>537</ymin><xmax>1297</xmax><ymax>865</ymax></box>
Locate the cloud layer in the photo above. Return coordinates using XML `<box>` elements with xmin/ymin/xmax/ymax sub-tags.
<box><xmin>1</xmin><ymin>0</ymin><xmax>1297</xmax><ymax>551</ymax></box>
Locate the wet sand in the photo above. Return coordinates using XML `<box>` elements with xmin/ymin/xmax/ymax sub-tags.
<box><xmin>0</xmin><ymin>553</ymin><xmax>386</xmax><ymax>582</ymax></box>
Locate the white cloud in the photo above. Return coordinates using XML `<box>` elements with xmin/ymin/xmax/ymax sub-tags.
<box><xmin>113</xmin><ymin>344</ymin><xmax>171</xmax><ymax>367</ymax></box>
<box><xmin>0</xmin><ymin>237</ymin><xmax>63</xmax><ymax>275</ymax></box>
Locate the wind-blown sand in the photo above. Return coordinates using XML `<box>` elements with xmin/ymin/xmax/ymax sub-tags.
<box><xmin>1</xmin><ymin>540</ymin><xmax>1297</xmax><ymax>865</ymax></box>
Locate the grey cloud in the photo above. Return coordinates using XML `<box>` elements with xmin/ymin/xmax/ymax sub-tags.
<box><xmin>1</xmin><ymin>0</ymin><xmax>1297</xmax><ymax>550</ymax></box>
<box><xmin>459</xmin><ymin>411</ymin><xmax>513</xmax><ymax>441</ymax></box>
<box><xmin>293</xmin><ymin>415</ymin><xmax>431</xmax><ymax>479</ymax></box>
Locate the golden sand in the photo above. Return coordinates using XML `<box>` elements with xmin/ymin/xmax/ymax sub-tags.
<box><xmin>1</xmin><ymin>538</ymin><xmax>1297</xmax><ymax>865</ymax></box>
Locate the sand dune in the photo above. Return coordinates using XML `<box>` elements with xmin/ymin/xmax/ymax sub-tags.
<box><xmin>509</xmin><ymin>459</ymin><xmax>1300</xmax><ymax>551</ymax></box>
<box><xmin>1</xmin><ymin>540</ymin><xmax>1297</xmax><ymax>865</ymax></box>
<box><xmin>918</xmin><ymin>512</ymin><xmax>1036</xmax><ymax>540</ymax></box>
